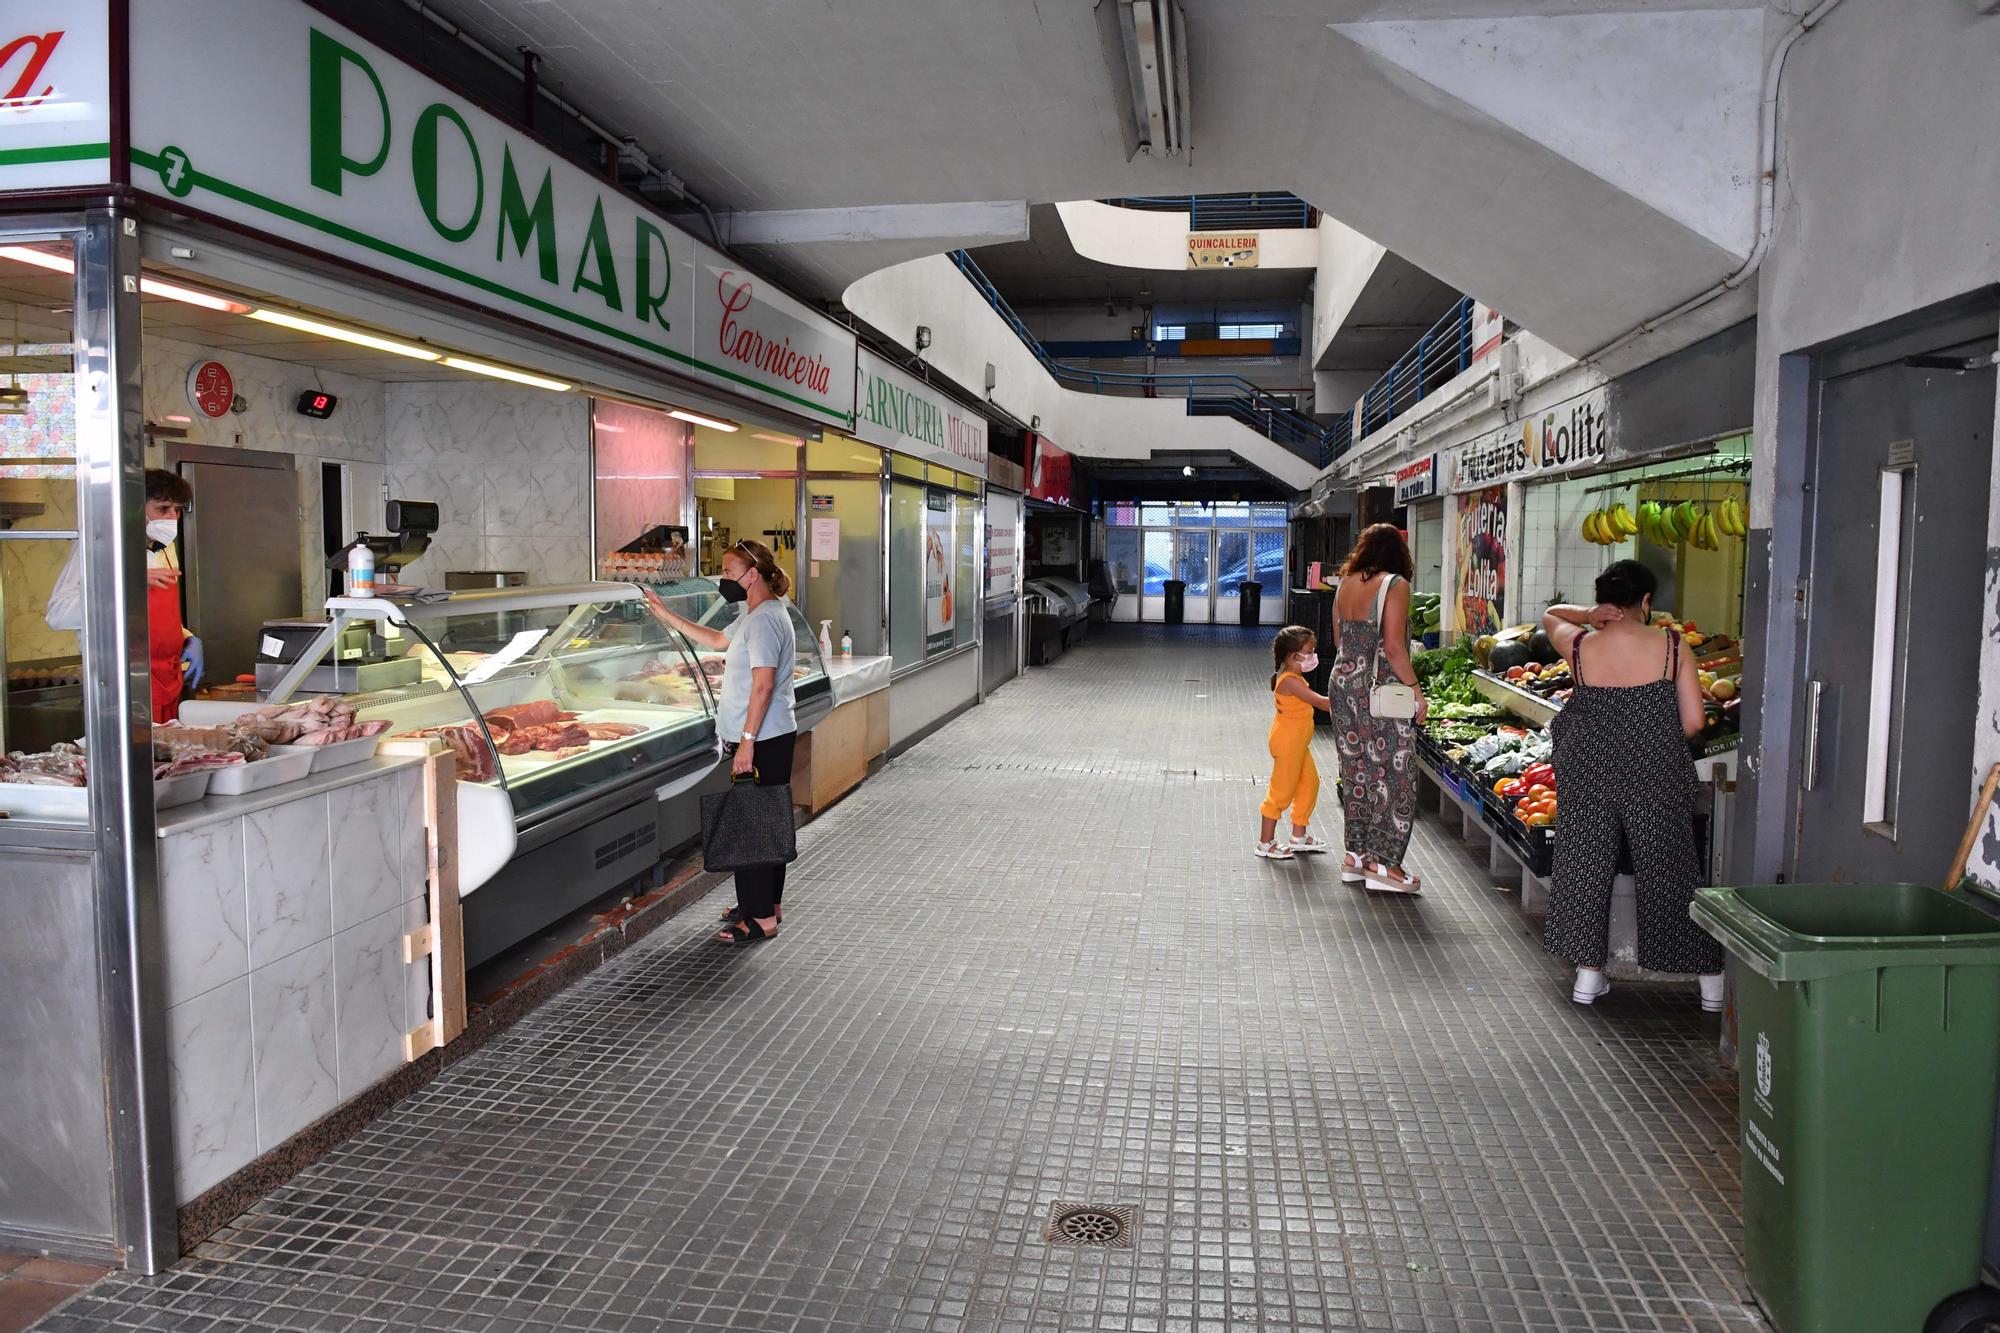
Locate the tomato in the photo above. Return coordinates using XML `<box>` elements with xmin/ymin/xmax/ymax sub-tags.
<box><xmin>1527</xmin><ymin>811</ymin><xmax>1554</xmax><ymax>827</ymax></box>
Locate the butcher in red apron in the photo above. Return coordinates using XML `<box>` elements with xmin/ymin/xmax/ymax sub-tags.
<box><xmin>45</xmin><ymin>468</ymin><xmax>202</xmax><ymax>723</ymax></box>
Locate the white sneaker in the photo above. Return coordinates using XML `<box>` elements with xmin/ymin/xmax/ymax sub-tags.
<box><xmin>1254</xmin><ymin>840</ymin><xmax>1295</xmax><ymax>861</ymax></box>
<box><xmin>1698</xmin><ymin>973</ymin><xmax>1726</xmax><ymax>1013</ymax></box>
<box><xmin>1289</xmin><ymin>833</ymin><xmax>1330</xmax><ymax>855</ymax></box>
<box><xmin>1572</xmin><ymin>969</ymin><xmax>1611</xmax><ymax>1005</ymax></box>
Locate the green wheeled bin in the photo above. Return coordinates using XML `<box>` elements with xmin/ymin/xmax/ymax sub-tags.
<box><xmin>1691</xmin><ymin>883</ymin><xmax>2000</xmax><ymax>1333</ymax></box>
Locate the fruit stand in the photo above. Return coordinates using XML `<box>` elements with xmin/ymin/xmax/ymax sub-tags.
<box><xmin>1412</xmin><ymin>626</ymin><xmax>1740</xmax><ymax>978</ymax></box>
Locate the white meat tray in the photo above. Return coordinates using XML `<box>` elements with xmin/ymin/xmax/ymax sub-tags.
<box><xmin>269</xmin><ymin>734</ymin><xmax>382</xmax><ymax>773</ymax></box>
<box><xmin>0</xmin><ymin>782</ymin><xmax>87</xmax><ymax>821</ymax></box>
<box><xmin>205</xmin><ymin>747</ymin><xmax>316</xmax><ymax>797</ymax></box>
<box><xmin>155</xmin><ymin>769</ymin><xmax>215</xmax><ymax>809</ymax></box>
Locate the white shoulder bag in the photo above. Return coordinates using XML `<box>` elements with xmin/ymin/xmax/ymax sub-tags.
<box><xmin>1367</xmin><ymin>574</ymin><xmax>1420</xmax><ymax>720</ymax></box>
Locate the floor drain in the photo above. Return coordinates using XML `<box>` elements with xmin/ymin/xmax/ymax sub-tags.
<box><xmin>1045</xmin><ymin>1202</ymin><xmax>1136</xmax><ymax>1248</ymax></box>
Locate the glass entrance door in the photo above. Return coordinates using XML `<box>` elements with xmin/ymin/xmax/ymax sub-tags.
<box><xmin>1140</xmin><ymin>530</ymin><xmax>1172</xmax><ymax>621</ymax></box>
<box><xmin>1173</xmin><ymin>531</ymin><xmax>1212</xmax><ymax>623</ymax></box>
<box><xmin>1214</xmin><ymin>531</ymin><xmax>1248</xmax><ymax>624</ymax></box>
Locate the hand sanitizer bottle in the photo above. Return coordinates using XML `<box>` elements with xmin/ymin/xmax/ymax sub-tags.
<box><xmin>818</xmin><ymin>619</ymin><xmax>833</xmax><ymax>662</ymax></box>
<box><xmin>840</xmin><ymin>632</ymin><xmax>853</xmax><ymax>658</ymax></box>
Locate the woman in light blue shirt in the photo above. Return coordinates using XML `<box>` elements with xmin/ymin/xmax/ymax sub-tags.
<box><xmin>645</xmin><ymin>538</ymin><xmax>797</xmax><ymax>944</ymax></box>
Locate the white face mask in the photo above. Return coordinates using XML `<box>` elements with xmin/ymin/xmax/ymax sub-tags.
<box><xmin>145</xmin><ymin>517</ymin><xmax>178</xmax><ymax>546</ymax></box>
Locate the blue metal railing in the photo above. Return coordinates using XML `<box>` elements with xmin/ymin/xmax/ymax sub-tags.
<box><xmin>1102</xmin><ymin>193</ymin><xmax>1314</xmax><ymax>231</ymax></box>
<box><xmin>1355</xmin><ymin>296</ymin><xmax>1476</xmax><ymax>439</ymax></box>
<box><xmin>950</xmin><ymin>250</ymin><xmax>1351</xmax><ymax>467</ymax></box>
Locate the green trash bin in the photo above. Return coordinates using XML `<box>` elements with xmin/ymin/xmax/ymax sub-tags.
<box><xmin>1691</xmin><ymin>883</ymin><xmax>2000</xmax><ymax>1333</ymax></box>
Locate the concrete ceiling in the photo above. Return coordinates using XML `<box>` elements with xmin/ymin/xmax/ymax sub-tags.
<box><xmin>396</xmin><ymin>0</ymin><xmax>1781</xmax><ymax>357</ymax></box>
<box><xmin>967</xmin><ymin>205</ymin><xmax>1314</xmax><ymax>311</ymax></box>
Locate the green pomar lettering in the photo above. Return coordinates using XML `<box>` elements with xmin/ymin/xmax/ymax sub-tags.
<box><xmin>570</xmin><ymin>198</ymin><xmax>622</xmax><ymax>312</ymax></box>
<box><xmin>634</xmin><ymin>218</ymin><xmax>673</xmax><ymax>331</ymax></box>
<box><xmin>308</xmin><ymin>28</ymin><xmax>390</xmax><ymax>196</ymax></box>
<box><xmin>411</xmin><ymin>103</ymin><xmax>482</xmax><ymax>243</ymax></box>
<box><xmin>494</xmin><ymin>146</ymin><xmax>558</xmax><ymax>284</ymax></box>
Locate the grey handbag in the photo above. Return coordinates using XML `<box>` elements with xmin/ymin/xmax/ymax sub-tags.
<box><xmin>700</xmin><ymin>772</ymin><xmax>798</xmax><ymax>871</ymax></box>
<box><xmin>1368</xmin><ymin>574</ymin><xmax>1420</xmax><ymax>720</ymax></box>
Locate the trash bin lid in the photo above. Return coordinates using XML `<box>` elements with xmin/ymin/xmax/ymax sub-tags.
<box><xmin>1692</xmin><ymin>882</ymin><xmax>2000</xmax><ymax>981</ymax></box>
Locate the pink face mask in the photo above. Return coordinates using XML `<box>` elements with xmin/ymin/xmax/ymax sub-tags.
<box><xmin>1296</xmin><ymin>652</ymin><xmax>1320</xmax><ymax>672</ymax></box>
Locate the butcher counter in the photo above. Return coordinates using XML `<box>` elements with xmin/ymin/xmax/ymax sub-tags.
<box><xmin>153</xmin><ymin>756</ymin><xmax>436</xmax><ymax>1201</ymax></box>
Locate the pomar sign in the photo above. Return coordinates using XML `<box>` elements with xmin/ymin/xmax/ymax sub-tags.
<box><xmin>125</xmin><ymin>0</ymin><xmax>855</xmax><ymax>425</ymax></box>
<box><xmin>1446</xmin><ymin>387</ymin><xmax>1608</xmax><ymax>492</ymax></box>
<box><xmin>0</xmin><ymin>1</ymin><xmax>111</xmax><ymax>190</ymax></box>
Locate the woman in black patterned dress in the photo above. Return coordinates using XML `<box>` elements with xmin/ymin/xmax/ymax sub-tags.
<box><xmin>1330</xmin><ymin>524</ymin><xmax>1427</xmax><ymax>893</ymax></box>
<box><xmin>1539</xmin><ymin>560</ymin><xmax>1724</xmax><ymax>1009</ymax></box>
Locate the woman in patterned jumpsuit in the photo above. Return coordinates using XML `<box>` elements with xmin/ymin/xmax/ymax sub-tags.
<box><xmin>1539</xmin><ymin>560</ymin><xmax>1725</xmax><ymax>1010</ymax></box>
<box><xmin>1330</xmin><ymin>524</ymin><xmax>1427</xmax><ymax>893</ymax></box>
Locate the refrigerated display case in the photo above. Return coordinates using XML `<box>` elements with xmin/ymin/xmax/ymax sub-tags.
<box><xmin>624</xmin><ymin>575</ymin><xmax>834</xmax><ymax>735</ymax></box>
<box><xmin>261</xmin><ymin>583</ymin><xmax>726</xmax><ymax>964</ymax></box>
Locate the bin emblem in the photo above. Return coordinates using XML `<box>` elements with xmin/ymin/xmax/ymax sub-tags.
<box><xmin>1754</xmin><ymin>1031</ymin><xmax>1773</xmax><ymax>1101</ymax></box>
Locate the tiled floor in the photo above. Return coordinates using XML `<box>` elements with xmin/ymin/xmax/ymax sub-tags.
<box><xmin>0</xmin><ymin>1255</ymin><xmax>109</xmax><ymax>1332</ymax></box>
<box><xmin>43</xmin><ymin>625</ymin><xmax>1755</xmax><ymax>1331</ymax></box>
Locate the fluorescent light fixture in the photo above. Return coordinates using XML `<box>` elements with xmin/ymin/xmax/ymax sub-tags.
<box><xmin>140</xmin><ymin>278</ymin><xmax>248</xmax><ymax>313</ymax></box>
<box><xmin>441</xmin><ymin>355</ymin><xmax>571</xmax><ymax>391</ymax></box>
<box><xmin>752</xmin><ymin>431</ymin><xmax>800</xmax><ymax>445</ymax></box>
<box><xmin>669</xmin><ymin>408</ymin><xmax>737</xmax><ymax>432</ymax></box>
<box><xmin>0</xmin><ymin>250</ymin><xmax>249</xmax><ymax>312</ymax></box>
<box><xmin>0</xmin><ymin>245</ymin><xmax>71</xmax><ymax>274</ymax></box>
<box><xmin>249</xmin><ymin>308</ymin><xmax>440</xmax><ymax>361</ymax></box>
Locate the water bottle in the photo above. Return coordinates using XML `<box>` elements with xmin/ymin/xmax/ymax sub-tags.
<box><xmin>347</xmin><ymin>540</ymin><xmax>376</xmax><ymax>597</ymax></box>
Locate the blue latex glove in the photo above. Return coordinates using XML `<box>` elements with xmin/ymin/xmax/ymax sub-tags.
<box><xmin>180</xmin><ymin>635</ymin><xmax>203</xmax><ymax>690</ymax></box>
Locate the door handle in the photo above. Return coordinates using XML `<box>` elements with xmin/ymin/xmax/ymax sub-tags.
<box><xmin>1802</xmin><ymin>678</ymin><xmax>1825</xmax><ymax>792</ymax></box>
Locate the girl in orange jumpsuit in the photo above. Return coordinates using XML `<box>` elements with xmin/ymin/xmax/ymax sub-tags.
<box><xmin>1257</xmin><ymin>625</ymin><xmax>1332</xmax><ymax>860</ymax></box>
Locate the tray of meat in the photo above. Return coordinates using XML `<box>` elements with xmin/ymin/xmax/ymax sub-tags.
<box><xmin>0</xmin><ymin>744</ymin><xmax>90</xmax><ymax>820</ymax></box>
<box><xmin>269</xmin><ymin>722</ymin><xmax>391</xmax><ymax>773</ymax></box>
<box><xmin>205</xmin><ymin>746</ymin><xmax>316</xmax><ymax>797</ymax></box>
<box><xmin>154</xmin><ymin>769</ymin><xmax>216</xmax><ymax>810</ymax></box>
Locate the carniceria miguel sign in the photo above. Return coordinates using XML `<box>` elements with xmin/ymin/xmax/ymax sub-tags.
<box><xmin>853</xmin><ymin>348</ymin><xmax>988</xmax><ymax>473</ymax></box>
<box><xmin>1447</xmin><ymin>386</ymin><xmax>1609</xmax><ymax>492</ymax></box>
<box><xmin>0</xmin><ymin>1</ymin><xmax>111</xmax><ymax>190</ymax></box>
<box><xmin>125</xmin><ymin>0</ymin><xmax>856</xmax><ymax>426</ymax></box>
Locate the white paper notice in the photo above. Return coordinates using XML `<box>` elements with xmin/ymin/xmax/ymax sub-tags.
<box><xmin>459</xmin><ymin>627</ymin><xmax>551</xmax><ymax>685</ymax></box>
<box><xmin>811</xmin><ymin>517</ymin><xmax>841</xmax><ymax>560</ymax></box>
<box><xmin>260</xmin><ymin>635</ymin><xmax>284</xmax><ymax>659</ymax></box>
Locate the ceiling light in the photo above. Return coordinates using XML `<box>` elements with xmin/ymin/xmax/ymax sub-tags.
<box><xmin>249</xmin><ymin>308</ymin><xmax>440</xmax><ymax>361</ymax></box>
<box><xmin>0</xmin><ymin>246</ymin><xmax>71</xmax><ymax>275</ymax></box>
<box><xmin>0</xmin><ymin>386</ymin><xmax>27</xmax><ymax>415</ymax></box>
<box><xmin>140</xmin><ymin>278</ymin><xmax>249</xmax><ymax>313</ymax></box>
<box><xmin>752</xmin><ymin>431</ymin><xmax>800</xmax><ymax>445</ymax></box>
<box><xmin>1182</xmin><ymin>465</ymin><xmax>1195</xmax><ymax>477</ymax></box>
<box><xmin>669</xmin><ymin>408</ymin><xmax>737</xmax><ymax>432</ymax></box>
<box><xmin>441</xmin><ymin>356</ymin><xmax>571</xmax><ymax>391</ymax></box>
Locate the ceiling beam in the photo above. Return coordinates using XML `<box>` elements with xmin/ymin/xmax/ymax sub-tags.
<box><xmin>717</xmin><ymin>201</ymin><xmax>1030</xmax><ymax>248</ymax></box>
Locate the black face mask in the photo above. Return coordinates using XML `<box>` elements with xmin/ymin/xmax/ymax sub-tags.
<box><xmin>718</xmin><ymin>577</ymin><xmax>749</xmax><ymax>604</ymax></box>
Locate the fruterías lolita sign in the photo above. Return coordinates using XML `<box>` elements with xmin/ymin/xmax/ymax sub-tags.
<box><xmin>853</xmin><ymin>348</ymin><xmax>987</xmax><ymax>473</ymax></box>
<box><xmin>1447</xmin><ymin>387</ymin><xmax>1608</xmax><ymax>492</ymax></box>
<box><xmin>125</xmin><ymin>0</ymin><xmax>855</xmax><ymax>426</ymax></box>
<box><xmin>0</xmin><ymin>1</ymin><xmax>110</xmax><ymax>190</ymax></box>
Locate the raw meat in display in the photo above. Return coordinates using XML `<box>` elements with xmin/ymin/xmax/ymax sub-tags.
<box><xmin>397</xmin><ymin>724</ymin><xmax>499</xmax><ymax>784</ymax></box>
<box><xmin>155</xmin><ymin>724</ymin><xmax>269</xmax><ymax>763</ymax></box>
<box><xmin>2</xmin><ymin>743</ymin><xmax>88</xmax><ymax>786</ymax></box>
<box><xmin>485</xmin><ymin>700</ymin><xmax>562</xmax><ymax>730</ymax></box>
<box><xmin>292</xmin><ymin>720</ymin><xmax>390</xmax><ymax>746</ymax></box>
<box><xmin>229</xmin><ymin>695</ymin><xmax>380</xmax><ymax>746</ymax></box>
<box><xmin>582</xmin><ymin>722</ymin><xmax>642</xmax><ymax>740</ymax></box>
<box><xmin>153</xmin><ymin>751</ymin><xmax>245</xmax><ymax>779</ymax></box>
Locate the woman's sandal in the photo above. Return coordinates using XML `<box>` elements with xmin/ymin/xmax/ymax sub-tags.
<box><xmin>720</xmin><ymin>905</ymin><xmax>782</xmax><ymax>926</ymax></box>
<box><xmin>716</xmin><ymin>918</ymin><xmax>777</xmax><ymax>945</ymax></box>
<box><xmin>1340</xmin><ymin>853</ymin><xmax>1369</xmax><ymax>884</ymax></box>
<box><xmin>1363</xmin><ymin>864</ymin><xmax>1422</xmax><ymax>895</ymax></box>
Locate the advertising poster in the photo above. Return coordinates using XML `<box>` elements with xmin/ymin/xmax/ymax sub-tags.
<box><xmin>1457</xmin><ymin>486</ymin><xmax>1507</xmax><ymax>636</ymax></box>
<box><xmin>924</xmin><ymin>491</ymin><xmax>954</xmax><ymax>653</ymax></box>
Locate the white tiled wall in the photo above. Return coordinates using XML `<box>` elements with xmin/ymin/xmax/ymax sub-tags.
<box><xmin>160</xmin><ymin>764</ymin><xmax>430</xmax><ymax>1201</ymax></box>
<box><xmin>142</xmin><ymin>333</ymin><xmax>391</xmax><ymax>610</ymax></box>
<box><xmin>1513</xmin><ymin>478</ymin><xmax>1635</xmax><ymax>621</ymax></box>
<box><xmin>384</xmin><ymin>382</ymin><xmax>593</xmax><ymax>587</ymax></box>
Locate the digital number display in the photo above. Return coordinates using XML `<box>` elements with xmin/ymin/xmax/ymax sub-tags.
<box><xmin>295</xmin><ymin>390</ymin><xmax>338</xmax><ymax>419</ymax></box>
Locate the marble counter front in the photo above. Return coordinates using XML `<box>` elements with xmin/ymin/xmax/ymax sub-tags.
<box><xmin>159</xmin><ymin>758</ymin><xmax>432</xmax><ymax>1201</ymax></box>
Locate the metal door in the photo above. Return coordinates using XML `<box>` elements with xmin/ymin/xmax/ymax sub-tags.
<box><xmin>170</xmin><ymin>444</ymin><xmax>304</xmax><ymax>685</ymax></box>
<box><xmin>1793</xmin><ymin>320</ymin><xmax>1995</xmax><ymax>884</ymax></box>
<box><xmin>1215</xmin><ymin>530</ymin><xmax>1248</xmax><ymax>624</ymax></box>
<box><xmin>1173</xmin><ymin>530</ymin><xmax>1212</xmax><ymax>623</ymax></box>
